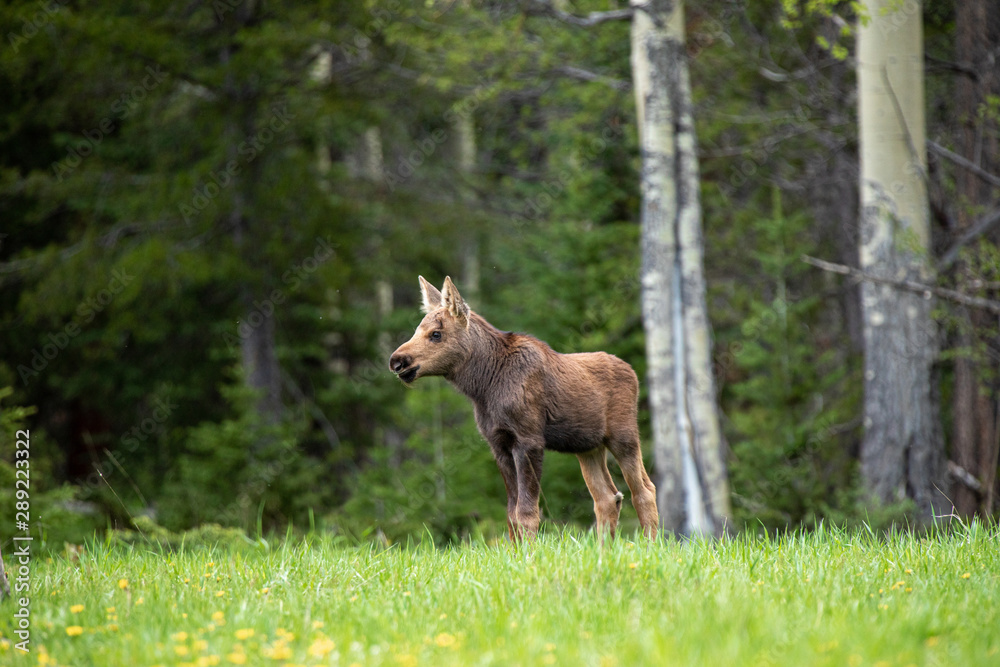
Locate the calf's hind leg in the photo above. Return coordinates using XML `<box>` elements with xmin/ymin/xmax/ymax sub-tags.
<box><xmin>608</xmin><ymin>438</ymin><xmax>659</xmax><ymax>539</ymax></box>
<box><xmin>577</xmin><ymin>447</ymin><xmax>624</xmax><ymax>538</ymax></box>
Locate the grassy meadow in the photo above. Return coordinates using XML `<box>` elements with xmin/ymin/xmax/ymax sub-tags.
<box><xmin>1</xmin><ymin>522</ymin><xmax>998</xmax><ymax>666</ymax></box>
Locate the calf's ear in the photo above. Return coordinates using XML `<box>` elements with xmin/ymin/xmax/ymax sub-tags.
<box><xmin>419</xmin><ymin>275</ymin><xmax>443</xmax><ymax>313</ymax></box>
<box><xmin>441</xmin><ymin>276</ymin><xmax>469</xmax><ymax>327</ymax></box>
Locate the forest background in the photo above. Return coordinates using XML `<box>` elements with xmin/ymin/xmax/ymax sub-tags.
<box><xmin>1</xmin><ymin>0</ymin><xmax>998</xmax><ymax>547</ymax></box>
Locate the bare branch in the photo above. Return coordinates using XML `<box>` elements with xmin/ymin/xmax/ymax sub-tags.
<box><xmin>924</xmin><ymin>54</ymin><xmax>979</xmax><ymax>80</ymax></box>
<box><xmin>948</xmin><ymin>461</ymin><xmax>984</xmax><ymax>496</ymax></box>
<box><xmin>801</xmin><ymin>255</ymin><xmax>1000</xmax><ymax>315</ymax></box>
<box><xmin>938</xmin><ymin>206</ymin><xmax>1000</xmax><ymax>271</ymax></box>
<box><xmin>523</xmin><ymin>0</ymin><xmax>633</xmax><ymax>27</ymax></box>
<box><xmin>927</xmin><ymin>140</ymin><xmax>1000</xmax><ymax>189</ymax></box>
<box><xmin>553</xmin><ymin>65</ymin><xmax>631</xmax><ymax>92</ymax></box>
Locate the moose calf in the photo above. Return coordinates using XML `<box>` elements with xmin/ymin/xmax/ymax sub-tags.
<box><xmin>389</xmin><ymin>276</ymin><xmax>659</xmax><ymax>541</ymax></box>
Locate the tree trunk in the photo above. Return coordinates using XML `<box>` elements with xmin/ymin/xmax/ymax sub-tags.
<box><xmin>221</xmin><ymin>4</ymin><xmax>284</xmax><ymax>427</ymax></box>
<box><xmin>951</xmin><ymin>0</ymin><xmax>1000</xmax><ymax>518</ymax></box>
<box><xmin>856</xmin><ymin>0</ymin><xmax>947</xmax><ymax>518</ymax></box>
<box><xmin>631</xmin><ymin>0</ymin><xmax>731</xmax><ymax>536</ymax></box>
<box><xmin>453</xmin><ymin>110</ymin><xmax>481</xmax><ymax>303</ymax></box>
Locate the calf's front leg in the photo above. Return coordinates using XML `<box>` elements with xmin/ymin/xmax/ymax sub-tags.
<box><xmin>491</xmin><ymin>447</ymin><xmax>520</xmax><ymax>542</ymax></box>
<box><xmin>512</xmin><ymin>443</ymin><xmax>545</xmax><ymax>541</ymax></box>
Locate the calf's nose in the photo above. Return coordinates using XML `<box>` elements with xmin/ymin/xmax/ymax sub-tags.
<box><xmin>389</xmin><ymin>352</ymin><xmax>411</xmax><ymax>373</ymax></box>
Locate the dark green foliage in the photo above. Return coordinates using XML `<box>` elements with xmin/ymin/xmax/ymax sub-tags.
<box><xmin>720</xmin><ymin>191</ymin><xmax>861</xmax><ymax>528</ymax></box>
<box><xmin>1</xmin><ymin>0</ymin><xmax>983</xmax><ymax>548</ymax></box>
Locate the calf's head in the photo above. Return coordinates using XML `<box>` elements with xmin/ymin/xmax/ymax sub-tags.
<box><xmin>389</xmin><ymin>276</ymin><xmax>472</xmax><ymax>385</ymax></box>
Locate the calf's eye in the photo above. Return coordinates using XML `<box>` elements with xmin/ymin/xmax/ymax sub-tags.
<box><xmin>430</xmin><ymin>331</ymin><xmax>442</xmax><ymax>341</ymax></box>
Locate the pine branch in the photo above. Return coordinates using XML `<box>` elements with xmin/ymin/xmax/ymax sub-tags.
<box><xmin>801</xmin><ymin>255</ymin><xmax>1000</xmax><ymax>315</ymax></box>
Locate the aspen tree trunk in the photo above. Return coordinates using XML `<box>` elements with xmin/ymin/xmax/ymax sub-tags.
<box><xmin>454</xmin><ymin>111</ymin><xmax>481</xmax><ymax>302</ymax></box>
<box><xmin>856</xmin><ymin>0</ymin><xmax>948</xmax><ymax>518</ymax></box>
<box><xmin>631</xmin><ymin>0</ymin><xmax>730</xmax><ymax>536</ymax></box>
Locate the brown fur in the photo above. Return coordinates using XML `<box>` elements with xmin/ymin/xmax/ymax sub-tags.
<box><xmin>389</xmin><ymin>276</ymin><xmax>659</xmax><ymax>541</ymax></box>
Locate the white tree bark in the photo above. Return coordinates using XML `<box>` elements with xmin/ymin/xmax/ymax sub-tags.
<box><xmin>857</xmin><ymin>0</ymin><xmax>948</xmax><ymax>517</ymax></box>
<box><xmin>632</xmin><ymin>0</ymin><xmax>730</xmax><ymax>536</ymax></box>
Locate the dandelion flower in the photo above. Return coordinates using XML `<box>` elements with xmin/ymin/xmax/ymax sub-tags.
<box><xmin>435</xmin><ymin>633</ymin><xmax>456</xmax><ymax>647</ymax></box>
<box><xmin>308</xmin><ymin>638</ymin><xmax>335</xmax><ymax>658</ymax></box>
<box><xmin>212</xmin><ymin>611</ymin><xmax>225</xmax><ymax>624</ymax></box>
<box><xmin>215</xmin><ymin>591</ymin><xmax>225</xmax><ymax>597</ymax></box>
<box><xmin>226</xmin><ymin>653</ymin><xmax>247</xmax><ymax>665</ymax></box>
<box><xmin>70</xmin><ymin>604</ymin><xmax>85</xmax><ymax>614</ymax></box>
<box><xmin>235</xmin><ymin>628</ymin><xmax>255</xmax><ymax>641</ymax></box>
<box><xmin>66</xmin><ymin>626</ymin><xmax>84</xmax><ymax>637</ymax></box>
<box><xmin>962</xmin><ymin>572</ymin><xmax>971</xmax><ymax>579</ymax></box>
<box><xmin>262</xmin><ymin>642</ymin><xmax>292</xmax><ymax>660</ymax></box>
<box><xmin>311</xmin><ymin>620</ymin><xmax>324</xmax><ymax>629</ymax></box>
<box><xmin>172</xmin><ymin>632</ymin><xmax>189</xmax><ymax>642</ymax></box>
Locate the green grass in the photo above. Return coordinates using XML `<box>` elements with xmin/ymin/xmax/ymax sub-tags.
<box><xmin>2</xmin><ymin>521</ymin><xmax>998</xmax><ymax>666</ymax></box>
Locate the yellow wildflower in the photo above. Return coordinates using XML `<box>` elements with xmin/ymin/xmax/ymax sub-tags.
<box><xmin>66</xmin><ymin>626</ymin><xmax>84</xmax><ymax>637</ymax></box>
<box><xmin>262</xmin><ymin>642</ymin><xmax>292</xmax><ymax>660</ymax></box>
<box><xmin>234</xmin><ymin>628</ymin><xmax>255</xmax><ymax>640</ymax></box>
<box><xmin>435</xmin><ymin>632</ymin><xmax>457</xmax><ymax>647</ymax></box>
<box><xmin>70</xmin><ymin>604</ymin><xmax>85</xmax><ymax>614</ymax></box>
<box><xmin>308</xmin><ymin>638</ymin><xmax>335</xmax><ymax>658</ymax></box>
